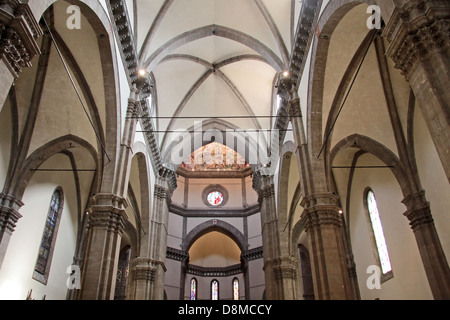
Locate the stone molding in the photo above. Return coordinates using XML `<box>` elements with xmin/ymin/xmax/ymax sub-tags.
<box><xmin>303</xmin><ymin>209</ymin><xmax>343</xmax><ymax>231</ymax></box>
<box><xmin>186</xmin><ymin>264</ymin><xmax>243</xmax><ymax>277</ymax></box>
<box><xmin>87</xmin><ymin>193</ymin><xmax>128</xmax><ymax>233</ymax></box>
<box><xmin>0</xmin><ymin>193</ymin><xmax>23</xmax><ymax>234</ymax></box>
<box><xmin>129</xmin><ymin>258</ymin><xmax>156</xmax><ymax>282</ymax></box>
<box><xmin>0</xmin><ymin>1</ymin><xmax>42</xmax><ymax>78</ymax></box>
<box><xmin>241</xmin><ymin>246</ymin><xmax>264</xmax><ymax>261</ymax></box>
<box><xmin>273</xmin><ymin>257</ymin><xmax>298</xmax><ymax>281</ymax></box>
<box><xmin>289</xmin><ymin>0</ymin><xmax>321</xmax><ymax>88</ymax></box>
<box><xmin>384</xmin><ymin>0</ymin><xmax>450</xmax><ymax>78</ymax></box>
<box><xmin>403</xmin><ymin>202</ymin><xmax>434</xmax><ymax>231</ymax></box>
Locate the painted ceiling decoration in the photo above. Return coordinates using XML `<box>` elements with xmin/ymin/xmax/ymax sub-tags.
<box><xmin>180</xmin><ymin>142</ymin><xmax>249</xmax><ymax>172</ymax></box>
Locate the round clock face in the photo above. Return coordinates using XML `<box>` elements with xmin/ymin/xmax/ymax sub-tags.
<box><xmin>207</xmin><ymin>191</ymin><xmax>224</xmax><ymax>206</ymax></box>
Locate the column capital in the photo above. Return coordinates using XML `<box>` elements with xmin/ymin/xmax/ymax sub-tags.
<box><xmin>129</xmin><ymin>258</ymin><xmax>156</xmax><ymax>282</ymax></box>
<box><xmin>272</xmin><ymin>256</ymin><xmax>298</xmax><ymax>281</ymax></box>
<box><xmin>0</xmin><ymin>193</ymin><xmax>23</xmax><ymax>234</ymax></box>
<box><xmin>383</xmin><ymin>0</ymin><xmax>449</xmax><ymax>78</ymax></box>
<box><xmin>0</xmin><ymin>1</ymin><xmax>42</xmax><ymax>78</ymax></box>
<box><xmin>87</xmin><ymin>193</ymin><xmax>128</xmax><ymax>233</ymax></box>
<box><xmin>403</xmin><ymin>202</ymin><xmax>434</xmax><ymax>231</ymax></box>
<box><xmin>253</xmin><ymin>174</ymin><xmax>275</xmax><ymax>203</ymax></box>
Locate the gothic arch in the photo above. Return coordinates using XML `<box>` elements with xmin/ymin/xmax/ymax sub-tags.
<box><xmin>277</xmin><ymin>141</ymin><xmax>298</xmax><ymax>256</ymax></box>
<box><xmin>128</xmin><ymin>142</ymin><xmax>152</xmax><ymax>258</ymax></box>
<box><xmin>15</xmin><ymin>135</ymin><xmax>100</xmax><ymax>200</ymax></box>
<box><xmin>182</xmin><ymin>219</ymin><xmax>246</xmax><ymax>252</ymax></box>
<box><xmin>35</xmin><ymin>0</ymin><xmax>121</xmax><ymax>195</ymax></box>
<box><xmin>329</xmin><ymin>134</ymin><xmax>411</xmax><ymax>198</ymax></box>
<box><xmin>307</xmin><ymin>0</ymin><xmax>377</xmax><ymax>156</ymax></box>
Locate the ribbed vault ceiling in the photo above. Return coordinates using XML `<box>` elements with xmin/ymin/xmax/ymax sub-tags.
<box><xmin>126</xmin><ymin>0</ymin><xmax>302</xmax><ymax>160</ymax></box>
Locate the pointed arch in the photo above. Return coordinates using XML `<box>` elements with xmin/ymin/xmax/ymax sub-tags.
<box><xmin>182</xmin><ymin>219</ymin><xmax>246</xmax><ymax>252</ymax></box>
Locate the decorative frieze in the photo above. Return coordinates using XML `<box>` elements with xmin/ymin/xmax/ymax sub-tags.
<box><xmin>187</xmin><ymin>263</ymin><xmax>243</xmax><ymax>277</ymax></box>
<box><xmin>241</xmin><ymin>246</ymin><xmax>264</xmax><ymax>261</ymax></box>
<box><xmin>288</xmin><ymin>0</ymin><xmax>321</xmax><ymax>88</ymax></box>
<box><xmin>166</xmin><ymin>247</ymin><xmax>189</xmax><ymax>262</ymax></box>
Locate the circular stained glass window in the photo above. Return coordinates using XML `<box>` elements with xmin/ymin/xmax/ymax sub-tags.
<box><xmin>207</xmin><ymin>191</ymin><xmax>224</xmax><ymax>206</ymax></box>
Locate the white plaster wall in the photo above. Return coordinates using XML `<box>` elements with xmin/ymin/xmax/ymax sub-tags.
<box><xmin>349</xmin><ymin>153</ymin><xmax>433</xmax><ymax>300</ymax></box>
<box><xmin>0</xmin><ymin>154</ymin><xmax>79</xmax><ymax>300</ymax></box>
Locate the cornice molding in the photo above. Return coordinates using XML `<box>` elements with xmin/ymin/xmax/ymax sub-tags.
<box><xmin>169</xmin><ymin>203</ymin><xmax>260</xmax><ymax>218</ymax></box>
<box><xmin>0</xmin><ymin>1</ymin><xmax>42</xmax><ymax>78</ymax></box>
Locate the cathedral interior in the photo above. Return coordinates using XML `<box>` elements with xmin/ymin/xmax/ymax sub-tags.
<box><xmin>0</xmin><ymin>0</ymin><xmax>449</xmax><ymax>300</ymax></box>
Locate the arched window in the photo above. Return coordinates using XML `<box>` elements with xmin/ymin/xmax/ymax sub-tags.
<box><xmin>365</xmin><ymin>188</ymin><xmax>393</xmax><ymax>281</ymax></box>
<box><xmin>190</xmin><ymin>278</ymin><xmax>197</xmax><ymax>300</ymax></box>
<box><xmin>233</xmin><ymin>278</ymin><xmax>239</xmax><ymax>300</ymax></box>
<box><xmin>211</xmin><ymin>280</ymin><xmax>219</xmax><ymax>300</ymax></box>
<box><xmin>33</xmin><ymin>188</ymin><xmax>63</xmax><ymax>285</ymax></box>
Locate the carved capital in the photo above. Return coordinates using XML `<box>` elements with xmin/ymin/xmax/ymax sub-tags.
<box><xmin>87</xmin><ymin>194</ymin><xmax>128</xmax><ymax>233</ymax></box>
<box><xmin>304</xmin><ymin>209</ymin><xmax>342</xmax><ymax>231</ymax></box>
<box><xmin>0</xmin><ymin>2</ymin><xmax>42</xmax><ymax>78</ymax></box>
<box><xmin>404</xmin><ymin>202</ymin><xmax>434</xmax><ymax>231</ymax></box>
<box><xmin>256</xmin><ymin>175</ymin><xmax>275</xmax><ymax>203</ymax></box>
<box><xmin>0</xmin><ymin>193</ymin><xmax>23</xmax><ymax>234</ymax></box>
<box><xmin>384</xmin><ymin>0</ymin><xmax>450</xmax><ymax>78</ymax></box>
<box><xmin>128</xmin><ymin>258</ymin><xmax>156</xmax><ymax>282</ymax></box>
<box><xmin>272</xmin><ymin>257</ymin><xmax>298</xmax><ymax>281</ymax></box>
<box><xmin>303</xmin><ymin>194</ymin><xmax>343</xmax><ymax>231</ymax></box>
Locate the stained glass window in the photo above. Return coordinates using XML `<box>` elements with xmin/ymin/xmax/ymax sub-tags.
<box><xmin>190</xmin><ymin>278</ymin><xmax>197</xmax><ymax>300</ymax></box>
<box><xmin>211</xmin><ymin>280</ymin><xmax>219</xmax><ymax>300</ymax></box>
<box><xmin>233</xmin><ymin>278</ymin><xmax>239</xmax><ymax>300</ymax></box>
<box><xmin>207</xmin><ymin>191</ymin><xmax>224</xmax><ymax>206</ymax></box>
<box><xmin>366</xmin><ymin>190</ymin><xmax>392</xmax><ymax>275</ymax></box>
<box><xmin>34</xmin><ymin>188</ymin><xmax>62</xmax><ymax>283</ymax></box>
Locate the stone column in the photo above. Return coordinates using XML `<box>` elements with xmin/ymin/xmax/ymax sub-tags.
<box><xmin>279</xmin><ymin>77</ymin><xmax>354</xmax><ymax>300</ymax></box>
<box><xmin>254</xmin><ymin>174</ymin><xmax>282</xmax><ymax>299</ymax></box>
<box><xmin>403</xmin><ymin>192</ymin><xmax>450</xmax><ymax>300</ymax></box>
<box><xmin>0</xmin><ymin>193</ymin><xmax>23</xmax><ymax>270</ymax></box>
<box><xmin>80</xmin><ymin>194</ymin><xmax>128</xmax><ymax>300</ymax></box>
<box><xmin>384</xmin><ymin>0</ymin><xmax>450</xmax><ymax>181</ymax></box>
<box><xmin>146</xmin><ymin>174</ymin><xmax>171</xmax><ymax>300</ymax></box>
<box><xmin>302</xmin><ymin>194</ymin><xmax>353</xmax><ymax>300</ymax></box>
